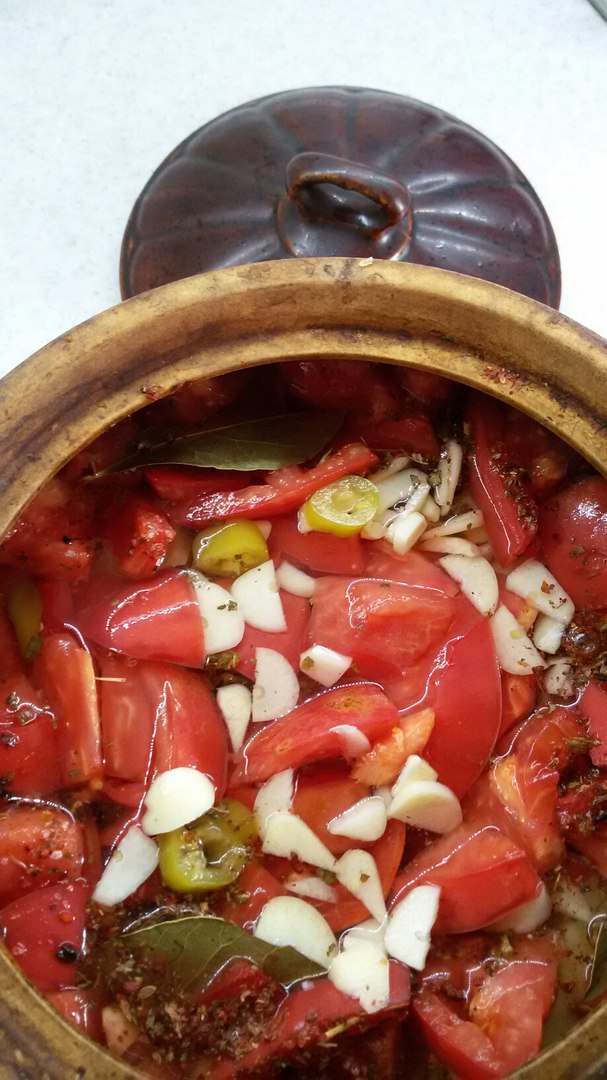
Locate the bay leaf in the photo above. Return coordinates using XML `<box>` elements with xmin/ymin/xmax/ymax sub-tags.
<box><xmin>97</xmin><ymin>914</ymin><xmax>326</xmax><ymax>995</ymax></box>
<box><xmin>107</xmin><ymin>411</ymin><xmax>343</xmax><ymax>474</ymax></box>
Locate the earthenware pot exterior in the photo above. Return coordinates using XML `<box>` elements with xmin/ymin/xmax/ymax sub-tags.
<box><xmin>1</xmin><ymin>258</ymin><xmax>606</xmax><ymax>1079</ymax></box>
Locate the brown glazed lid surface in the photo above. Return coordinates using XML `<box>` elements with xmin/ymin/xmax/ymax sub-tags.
<box><xmin>120</xmin><ymin>86</ymin><xmax>561</xmax><ymax>306</ymax></box>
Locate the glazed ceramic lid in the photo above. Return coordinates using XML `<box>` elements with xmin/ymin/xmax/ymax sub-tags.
<box><xmin>120</xmin><ymin>86</ymin><xmax>561</xmax><ymax>306</ymax></box>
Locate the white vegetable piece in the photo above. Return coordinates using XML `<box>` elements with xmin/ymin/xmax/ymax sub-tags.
<box><xmin>327</xmin><ymin>796</ymin><xmax>388</xmax><ymax>842</ymax></box>
<box><xmin>552</xmin><ymin>876</ymin><xmax>593</xmax><ymax>922</ymax></box>
<box><xmin>142</xmin><ymin>768</ymin><xmax>215</xmax><ymax>836</ymax></box>
<box><xmin>533</xmin><ymin>613</ymin><xmax>565</xmax><ymax>655</ymax></box>
<box><xmin>328</xmin><ymin>942</ymin><xmax>390</xmax><ymax>1014</ymax></box>
<box><xmin>401</xmin><ymin>479</ymin><xmax>431</xmax><ymax>515</ymax></box>
<box><xmin>506</xmin><ymin>559</ymin><xmax>574</xmax><ymax>625</ymax></box>
<box><xmin>388</xmin><ymin>780</ymin><xmax>463</xmax><ymax>834</ymax></box>
<box><xmin>252</xmin><ymin>647</ymin><xmax>299</xmax><ymax>722</ymax></box>
<box><xmin>420</xmin><ymin>537</ymin><xmax>480</xmax><ymax>557</ymax></box>
<box><xmin>490</xmin><ymin>604</ymin><xmax>547</xmax><ymax>675</ymax></box>
<box><xmin>332</xmin><ymin>724</ymin><xmax>371</xmax><ymax>759</ymax></box>
<box><xmin>391</xmin><ymin>754</ymin><xmax>438</xmax><ymax>797</ymax></box>
<box><xmin>190</xmin><ymin>573</ymin><xmax>245</xmax><ymax>654</ymax></box>
<box><xmin>216</xmin><ymin>683</ymin><xmax>252</xmax><ymax>753</ymax></box>
<box><xmin>375</xmin><ymin>785</ymin><xmax>393</xmax><ymax>808</ymax></box>
<box><xmin>489</xmin><ymin>884</ymin><xmax>552</xmax><ymax>933</ymax></box>
<box><xmin>544</xmin><ymin>659</ymin><xmax>575</xmax><ymax>698</ymax></box>
<box><xmin>385</xmin><ymin>885</ymin><xmax>441</xmax><ymax>970</ymax></box>
<box><xmin>388</xmin><ymin>510</ymin><xmax>427</xmax><ymax>555</ymax></box>
<box><xmin>231</xmin><ymin>560</ymin><xmax>286</xmax><ymax>632</ymax></box>
<box><xmin>425</xmin><ymin>509</ymin><xmax>484</xmax><ymax>538</ymax></box>
<box><xmin>421</xmin><ymin>494</ymin><xmax>441</xmax><ymax>523</ymax></box>
<box><xmin>340</xmin><ymin>917</ymin><xmax>387</xmax><ymax>954</ymax></box>
<box><xmin>300</xmin><ymin>644</ymin><xmax>352</xmax><ymax>687</ymax></box>
<box><xmin>262</xmin><ymin>811</ymin><xmax>337</xmax><ymax>872</ymax></box>
<box><xmin>276</xmin><ymin>560</ymin><xmax>316</xmax><ymax>598</ymax></box>
<box><xmin>285</xmin><ymin>876</ymin><xmax>337</xmax><ymax>903</ymax></box>
<box><xmin>435</xmin><ymin>440</ymin><xmax>463</xmax><ymax>513</ymax></box>
<box><xmin>254</xmin><ymin>896</ymin><xmax>337</xmax><ymax>968</ymax></box>
<box><xmin>336</xmin><ymin>849</ymin><xmax>386</xmax><ymax>923</ymax></box>
<box><xmin>93</xmin><ymin>826</ymin><xmax>159</xmax><ymax>907</ymax></box>
<box><xmin>368</xmin><ymin>455</ymin><xmax>411</xmax><ymax>484</ymax></box>
<box><xmin>438</xmin><ymin>554</ymin><xmax>499</xmax><ymax>616</ymax></box>
<box><xmin>254</xmin><ymin>770</ymin><xmax>295</xmax><ymax>838</ymax></box>
<box><xmin>374</xmin><ymin>468</ymin><xmax>426</xmax><ymax>513</ymax></box>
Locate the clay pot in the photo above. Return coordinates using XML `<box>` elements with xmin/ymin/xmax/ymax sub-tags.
<box><xmin>1</xmin><ymin>258</ymin><xmax>606</xmax><ymax>1079</ymax></box>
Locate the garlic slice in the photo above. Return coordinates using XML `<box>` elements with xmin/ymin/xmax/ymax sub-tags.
<box><xmin>335</xmin><ymin>849</ymin><xmax>386</xmax><ymax>923</ymax></box>
<box><xmin>506</xmin><ymin>559</ymin><xmax>574</xmax><ymax>625</ymax></box>
<box><xmin>327</xmin><ymin>796</ymin><xmax>388</xmax><ymax>842</ymax></box>
<box><xmin>438</xmin><ymin>554</ymin><xmax>499</xmax><ymax>616</ymax></box>
<box><xmin>329</xmin><ymin>942</ymin><xmax>390</xmax><ymax>1014</ymax></box>
<box><xmin>490</xmin><ymin>604</ymin><xmax>546</xmax><ymax>675</ymax></box>
<box><xmin>255</xmin><ymin>896</ymin><xmax>337</xmax><ymax>967</ymax></box>
<box><xmin>385</xmin><ymin>884</ymin><xmax>441</xmax><ymax>970</ymax></box>
<box><xmin>217</xmin><ymin>682</ymin><xmax>252</xmax><ymax>753</ymax></box>
<box><xmin>262</xmin><ymin>811</ymin><xmax>337</xmax><ymax>872</ymax></box>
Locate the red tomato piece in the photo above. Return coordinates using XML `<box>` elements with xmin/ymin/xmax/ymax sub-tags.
<box><xmin>307</xmin><ymin>576</ymin><xmax>455</xmax><ymax>681</ymax></box>
<box><xmin>144</xmin><ymin>466</ymin><xmax>252</xmax><ymax>503</ymax></box>
<box><xmin>98</xmin><ymin>654</ymin><xmax>155</xmax><ymax>783</ymax></box>
<box><xmin>0</xmin><ymin>804</ymin><xmax>84</xmax><ymax>907</ymax></box>
<box><xmin>155</xmin><ymin>370</ymin><xmax>249</xmax><ymax>424</ymax></box>
<box><xmin>0</xmin><ymin>606</ymin><xmax>24</xmax><ymax>678</ymax></box>
<box><xmin>498</xmin><ymin>671</ymin><xmax>537</xmax><ymax>739</ymax></box>
<box><xmin>34</xmin><ymin>633</ymin><xmax>102</xmax><ymax>786</ymax></box>
<box><xmin>539</xmin><ymin>477</ymin><xmax>607</xmax><ymax>610</ymax></box>
<box><xmin>46</xmin><ymin>987</ymin><xmax>103</xmax><ymax>1042</ymax></box>
<box><xmin>0</xmin><ymin>477</ymin><xmax>95</xmax><ymax>582</ymax></box>
<box><xmin>279</xmin><ymin>359</ymin><xmax>397</xmax><ymax>417</ymax></box>
<box><xmin>557</xmin><ymin>774</ymin><xmax>607</xmax><ymax>876</ymax></box>
<box><xmin>234</xmin><ymin>589</ymin><xmax>310</xmax><ymax>677</ymax></box>
<box><xmin>502</xmin><ymin>409</ymin><xmax>574</xmax><ymax>500</ymax></box>
<box><xmin>148</xmin><ymin>664</ymin><xmax>228</xmax><ymax>797</ymax></box>
<box><xmin>498</xmin><ymin>584</ymin><xmax>537</xmax><ymax>631</ymax></box>
<box><xmin>357</xmin><ymin>415</ymin><xmax>439</xmax><ymax>458</ymax></box>
<box><xmin>217</xmin><ymin>859</ymin><xmax>287</xmax><ymax>931</ymax></box>
<box><xmin>231</xmin><ymin>683</ymin><xmax>400</xmax><ymax>785</ymax></box>
<box><xmin>38</xmin><ymin>578</ymin><xmax>75</xmax><ymax>634</ymax></box>
<box><xmin>392</xmin><ymin>368</ymin><xmax>458</xmax><ymax>408</ymax></box>
<box><xmin>389</xmin><ymin>825</ymin><xmax>541</xmax><ymax>933</ymax></box>
<box><xmin>364</xmin><ymin>543</ymin><xmax>459</xmax><ymax>597</ymax></box>
<box><xmin>313</xmin><ymin>819</ymin><xmax>406</xmax><ymax>932</ymax></box>
<box><xmin>269</xmin><ymin>513</ymin><xmax>365</xmax><ymax>575</ymax></box>
<box><xmin>100</xmin><ymin>495</ymin><xmax>176</xmax><ymax>579</ymax></box>
<box><xmin>414</xmin><ymin>992</ymin><xmax>506</xmax><ymax>1079</ymax></box>
<box><xmin>469</xmin><ymin>958</ymin><xmax>557</xmax><ymax>1075</ymax></box>
<box><xmin>0</xmin><ymin>673</ymin><xmax>61</xmax><ymax>796</ymax></box>
<box><xmin>1</xmin><ymin>880</ymin><xmax>88</xmax><ymax>991</ymax></box>
<box><xmin>466</xmin><ymin>394</ymin><xmax>538</xmax><ymax>567</ymax></box>
<box><xmin>293</xmin><ymin>762</ymin><xmax>373</xmax><ymax>856</ymax></box>
<box><xmin>423</xmin><ymin>613</ymin><xmax>502</xmax><ymax>797</ymax></box>
<box><xmin>173</xmin><ymin>443</ymin><xmax>379</xmax><ymax>526</ymax></box>
<box><xmin>351</xmin><ymin>708</ymin><xmax>435</xmax><ymax>788</ymax></box>
<box><xmin>75</xmin><ymin>570</ymin><xmax>205</xmax><ymax>667</ymax></box>
<box><xmin>579</xmin><ymin>679</ymin><xmax>607</xmax><ymax>767</ymax></box>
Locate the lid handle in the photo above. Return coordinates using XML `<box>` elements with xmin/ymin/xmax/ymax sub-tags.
<box><xmin>286</xmin><ymin>152</ymin><xmax>410</xmax><ymax>234</ymax></box>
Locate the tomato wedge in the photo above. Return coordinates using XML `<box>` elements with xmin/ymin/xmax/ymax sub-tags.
<box><xmin>389</xmin><ymin>825</ymin><xmax>541</xmax><ymax>933</ymax></box>
<box><xmin>269</xmin><ymin>514</ymin><xmax>365</xmax><ymax>575</ymax></box>
<box><xmin>0</xmin><ymin>803</ymin><xmax>84</xmax><ymax>906</ymax></box>
<box><xmin>173</xmin><ymin>443</ymin><xmax>379</xmax><ymax>526</ymax></box>
<box><xmin>231</xmin><ymin>683</ymin><xmax>399</xmax><ymax>785</ymax></box>
<box><xmin>234</xmin><ymin>589</ymin><xmax>310</xmax><ymax>677</ymax></box>
<box><xmin>466</xmin><ymin>394</ymin><xmax>537</xmax><ymax>567</ymax></box>
<box><xmin>540</xmin><ymin>476</ymin><xmax>607</xmax><ymax>610</ymax></box>
<box><xmin>0</xmin><ymin>673</ymin><xmax>60</xmax><ymax>796</ymax></box>
<box><xmin>75</xmin><ymin>570</ymin><xmax>205</xmax><ymax>667</ymax></box>
<box><xmin>1</xmin><ymin>880</ymin><xmax>88</xmax><ymax>991</ymax></box>
<box><xmin>100</xmin><ymin>495</ymin><xmax>176</xmax><ymax>579</ymax></box>
<box><xmin>34</xmin><ymin>633</ymin><xmax>102</xmax><ymax>786</ymax></box>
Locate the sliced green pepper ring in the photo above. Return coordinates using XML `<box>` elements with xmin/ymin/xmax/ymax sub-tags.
<box><xmin>301</xmin><ymin>475</ymin><xmax>380</xmax><ymax>537</ymax></box>
<box><xmin>157</xmin><ymin>799</ymin><xmax>257</xmax><ymax>894</ymax></box>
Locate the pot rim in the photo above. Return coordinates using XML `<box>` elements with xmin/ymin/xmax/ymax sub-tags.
<box><xmin>1</xmin><ymin>257</ymin><xmax>607</xmax><ymax>1079</ymax></box>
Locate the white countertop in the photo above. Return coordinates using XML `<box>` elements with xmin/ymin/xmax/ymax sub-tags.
<box><xmin>1</xmin><ymin>0</ymin><xmax>606</xmax><ymax>379</ymax></box>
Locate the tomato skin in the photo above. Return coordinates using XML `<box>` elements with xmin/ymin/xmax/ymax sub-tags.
<box><xmin>413</xmin><ymin>992</ymin><xmax>505</xmax><ymax>1079</ymax></box>
<box><xmin>392</xmin><ymin>368</ymin><xmax>458</xmax><ymax>408</ymax></box>
<box><xmin>307</xmin><ymin>576</ymin><xmax>455</xmax><ymax>680</ymax></box>
<box><xmin>469</xmin><ymin>958</ymin><xmax>557</xmax><ymax>1075</ymax></box>
<box><xmin>390</xmin><ymin>825</ymin><xmax>541</xmax><ymax>933</ymax></box>
<box><xmin>1</xmin><ymin>880</ymin><xmax>88</xmax><ymax>990</ymax></box>
<box><xmin>173</xmin><ymin>443</ymin><xmax>379</xmax><ymax>527</ymax></box>
<box><xmin>364</xmin><ymin>543</ymin><xmax>459</xmax><ymax>597</ymax></box>
<box><xmin>0</xmin><ymin>804</ymin><xmax>84</xmax><ymax>907</ymax></box>
<box><xmin>467</xmin><ymin>394</ymin><xmax>537</xmax><ymax>567</ymax></box>
<box><xmin>279</xmin><ymin>359</ymin><xmax>397</xmax><ymax>417</ymax></box>
<box><xmin>357</xmin><ymin>414</ymin><xmax>439</xmax><ymax>458</ymax></box>
<box><xmin>0</xmin><ymin>606</ymin><xmax>24</xmax><ymax>678</ymax></box>
<box><xmin>231</xmin><ymin>683</ymin><xmax>400</xmax><ymax>785</ymax></box>
<box><xmin>0</xmin><ymin>478</ymin><xmax>95</xmax><ymax>582</ymax></box>
<box><xmin>144</xmin><ymin>466</ymin><xmax>252</xmax><ymax>503</ymax></box>
<box><xmin>269</xmin><ymin>513</ymin><xmax>365</xmax><ymax>575</ymax></box>
<box><xmin>424</xmin><ymin>613</ymin><xmax>502</xmax><ymax>797</ymax></box>
<box><xmin>34</xmin><ymin>634</ymin><xmax>102</xmax><ymax>786</ymax></box>
<box><xmin>100</xmin><ymin>495</ymin><xmax>176</xmax><ymax>579</ymax></box>
<box><xmin>217</xmin><ymin>860</ymin><xmax>287</xmax><ymax>930</ymax></box>
<box><xmin>0</xmin><ymin>674</ymin><xmax>61</xmax><ymax>796</ymax></box>
<box><xmin>498</xmin><ymin>672</ymin><xmax>537</xmax><ymax>739</ymax></box>
<box><xmin>46</xmin><ymin>987</ymin><xmax>103</xmax><ymax>1041</ymax></box>
<box><xmin>540</xmin><ymin>476</ymin><xmax>607</xmax><ymax>610</ymax></box>
<box><xmin>75</xmin><ymin>570</ymin><xmax>205</xmax><ymax>667</ymax></box>
<box><xmin>293</xmin><ymin>762</ymin><xmax>373</xmax><ymax>856</ymax></box>
<box><xmin>502</xmin><ymin>410</ymin><xmax>573</xmax><ymax>500</ymax></box>
<box><xmin>234</xmin><ymin>588</ymin><xmax>310</xmax><ymax>677</ymax></box>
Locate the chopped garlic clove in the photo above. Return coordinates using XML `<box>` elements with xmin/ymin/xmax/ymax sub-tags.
<box><xmin>190</xmin><ymin>572</ymin><xmax>245</xmax><ymax>654</ymax></box>
<box><xmin>533</xmin><ymin>613</ymin><xmax>565</xmax><ymax>655</ymax></box>
<box><xmin>252</xmin><ymin>647</ymin><xmax>299</xmax><ymax>722</ymax></box>
<box><xmin>300</xmin><ymin>644</ymin><xmax>352</xmax><ymax>687</ymax></box>
<box><xmin>420</xmin><ymin>536</ymin><xmax>480</xmax><ymax>557</ymax></box>
<box><xmin>328</xmin><ymin>942</ymin><xmax>390</xmax><ymax>1014</ymax></box>
<box><xmin>231</xmin><ymin>560</ymin><xmax>286</xmax><ymax>632</ymax></box>
<box><xmin>254</xmin><ymin>769</ymin><xmax>295</xmax><ymax>838</ymax></box>
<box><xmin>388</xmin><ymin>779</ymin><xmax>462</xmax><ymax>834</ymax></box>
<box><xmin>285</xmin><ymin>876</ymin><xmax>337</xmax><ymax>903</ymax></box>
<box><xmin>276</xmin><ymin>560</ymin><xmax>316</xmax><ymax>598</ymax></box>
<box><xmin>388</xmin><ymin>510</ymin><xmax>427</xmax><ymax>555</ymax></box>
<box><xmin>216</xmin><ymin>682</ymin><xmax>252</xmax><ymax>753</ymax></box>
<box><xmin>385</xmin><ymin>884</ymin><xmax>441</xmax><ymax>970</ymax></box>
<box><xmin>262</xmin><ymin>811</ymin><xmax>337</xmax><ymax>872</ymax></box>
<box><xmin>505</xmin><ymin>559</ymin><xmax>574</xmax><ymax>625</ymax></box>
<box><xmin>490</xmin><ymin>604</ymin><xmax>546</xmax><ymax>675</ymax></box>
<box><xmin>391</xmin><ymin>754</ymin><xmax>438</xmax><ymax>797</ymax></box>
<box><xmin>438</xmin><ymin>554</ymin><xmax>499</xmax><ymax>616</ymax></box>
<box><xmin>142</xmin><ymin>768</ymin><xmax>215</xmax><ymax>836</ymax></box>
<box><xmin>489</xmin><ymin>884</ymin><xmax>552</xmax><ymax>933</ymax></box>
<box><xmin>544</xmin><ymin>659</ymin><xmax>575</xmax><ymax>698</ymax></box>
<box><xmin>435</xmin><ymin>440</ymin><xmax>463</xmax><ymax>514</ymax></box>
<box><xmin>335</xmin><ymin>849</ymin><xmax>386</xmax><ymax>923</ymax></box>
<box><xmin>340</xmin><ymin>917</ymin><xmax>387</xmax><ymax>954</ymax></box>
<box><xmin>93</xmin><ymin>827</ymin><xmax>158</xmax><ymax>907</ymax></box>
<box><xmin>327</xmin><ymin>796</ymin><xmax>388</xmax><ymax>842</ymax></box>
<box><xmin>255</xmin><ymin>896</ymin><xmax>337</xmax><ymax>967</ymax></box>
